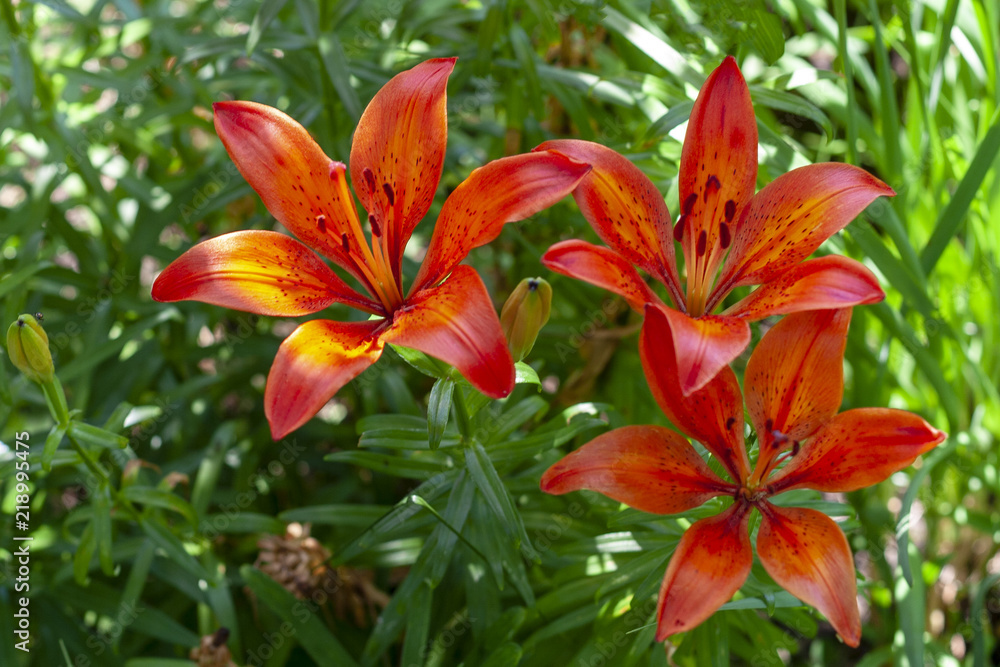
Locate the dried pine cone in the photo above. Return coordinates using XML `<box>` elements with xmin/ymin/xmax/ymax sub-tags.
<box><xmin>255</xmin><ymin>522</ymin><xmax>332</xmax><ymax>600</ymax></box>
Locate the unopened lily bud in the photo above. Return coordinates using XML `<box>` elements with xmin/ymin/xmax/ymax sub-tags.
<box><xmin>500</xmin><ymin>278</ymin><xmax>552</xmax><ymax>362</ymax></box>
<box><xmin>7</xmin><ymin>313</ymin><xmax>54</xmax><ymax>383</ymax></box>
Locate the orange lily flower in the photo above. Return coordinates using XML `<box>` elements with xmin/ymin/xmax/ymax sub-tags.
<box><xmin>537</xmin><ymin>56</ymin><xmax>893</xmax><ymax>395</ymax></box>
<box><xmin>152</xmin><ymin>58</ymin><xmax>591</xmax><ymax>439</ymax></box>
<box><xmin>541</xmin><ymin>307</ymin><xmax>945</xmax><ymax>645</ymax></box>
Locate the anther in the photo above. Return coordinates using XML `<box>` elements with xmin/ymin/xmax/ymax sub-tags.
<box><xmin>363</xmin><ymin>168</ymin><xmax>376</xmax><ymax>193</ymax></box>
<box><xmin>368</xmin><ymin>213</ymin><xmax>382</xmax><ymax>238</ymax></box>
<box><xmin>341</xmin><ymin>233</ymin><xmax>350</xmax><ymax>253</ymax></box>
<box><xmin>790</xmin><ymin>440</ymin><xmax>801</xmax><ymax>457</ymax></box>
<box><xmin>316</xmin><ymin>214</ymin><xmax>327</xmax><ymax>233</ymax></box>
<box><xmin>724</xmin><ymin>199</ymin><xmax>736</xmax><ymax>222</ymax></box>
<box><xmin>719</xmin><ymin>222</ymin><xmax>731</xmax><ymax>250</ymax></box>
<box><xmin>765</xmin><ymin>418</ymin><xmax>773</xmax><ymax>432</ymax></box>
<box><xmin>704</xmin><ymin>175</ymin><xmax>721</xmax><ymax>202</ymax></box>
<box><xmin>682</xmin><ymin>193</ymin><xmax>697</xmax><ymax>216</ymax></box>
<box><xmin>673</xmin><ymin>216</ymin><xmax>685</xmax><ymax>242</ymax></box>
<box><xmin>725</xmin><ymin>416</ymin><xmax>736</xmax><ymax>430</ymax></box>
<box><xmin>383</xmin><ymin>183</ymin><xmax>395</xmax><ymax>207</ymax></box>
<box><xmin>771</xmin><ymin>429</ymin><xmax>790</xmax><ymax>446</ymax></box>
<box><xmin>696</xmin><ymin>230</ymin><xmax>707</xmax><ymax>257</ymax></box>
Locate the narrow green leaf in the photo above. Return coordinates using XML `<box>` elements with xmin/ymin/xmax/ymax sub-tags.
<box><xmin>279</xmin><ymin>504</ymin><xmax>392</xmax><ymax>527</ymax></box>
<box><xmin>246</xmin><ymin>0</ymin><xmax>290</xmax><ymax>56</ymax></box>
<box><xmin>92</xmin><ymin>486</ymin><xmax>114</xmax><ymax>575</ymax></box>
<box><xmin>140</xmin><ymin>519</ymin><xmax>211</xmax><ymax>581</ymax></box>
<box><xmin>318</xmin><ymin>34</ymin><xmax>362</xmax><ymax>121</ymax></box>
<box><xmin>42</xmin><ymin>422</ymin><xmax>67</xmax><ymax>471</ymax></box>
<box><xmin>481</xmin><ymin>642</ymin><xmax>523</xmax><ymax>667</ymax></box>
<box><xmin>920</xmin><ymin>110</ymin><xmax>1000</xmax><ymax>274</ymax></box>
<box><xmin>399</xmin><ymin>583</ymin><xmax>432</xmax><ymax>667</ymax></box>
<box><xmin>514</xmin><ymin>361</ymin><xmax>540</xmax><ymax>386</ymax></box>
<box><xmin>124</xmin><ymin>487</ymin><xmax>198</xmax><ymax>526</ymax></box>
<box><xmin>465</xmin><ymin>441</ymin><xmax>537</xmax><ymax>561</ymax></box>
<box><xmin>324</xmin><ymin>450</ymin><xmax>450</xmax><ymax>479</ymax></box>
<box><xmin>74</xmin><ymin>522</ymin><xmax>96</xmax><ymax>585</ymax></box>
<box><xmin>241</xmin><ymin>565</ymin><xmax>359</xmax><ymax>667</ymax></box>
<box><xmin>427</xmin><ymin>378</ymin><xmax>454</xmax><ymax>450</ymax></box>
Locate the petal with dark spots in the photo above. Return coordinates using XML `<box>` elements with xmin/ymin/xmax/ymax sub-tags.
<box><xmin>767</xmin><ymin>408</ymin><xmax>947</xmax><ymax>494</ymax></box>
<box><xmin>656</xmin><ymin>502</ymin><xmax>753</xmax><ymax>640</ymax></box>
<box><xmin>534</xmin><ymin>139</ymin><xmax>682</xmax><ymax>301</ymax></box>
<box><xmin>756</xmin><ymin>503</ymin><xmax>861</xmax><ymax>647</ymax></box>
<box><xmin>383</xmin><ymin>265</ymin><xmax>514</xmax><ymax>398</ymax></box>
<box><xmin>212</xmin><ymin>102</ymin><xmax>368</xmax><ymax>284</ymax></box>
<box><xmin>724</xmin><ymin>256</ymin><xmax>883</xmax><ymax>321</ymax></box>
<box><xmin>542</xmin><ymin>240</ymin><xmax>664</xmax><ymax>312</ymax></box>
<box><xmin>350</xmin><ymin>58</ymin><xmax>455</xmax><ymax>274</ymax></box>
<box><xmin>412</xmin><ymin>151</ymin><xmax>591</xmax><ymax>293</ymax></box>
<box><xmin>540</xmin><ymin>425</ymin><xmax>735</xmax><ymax>514</ymax></box>
<box><xmin>151</xmin><ymin>230</ymin><xmax>382</xmax><ymax>316</ymax></box>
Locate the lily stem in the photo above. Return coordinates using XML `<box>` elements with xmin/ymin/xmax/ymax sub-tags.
<box><xmin>452</xmin><ymin>387</ymin><xmax>474</xmax><ymax>443</ymax></box>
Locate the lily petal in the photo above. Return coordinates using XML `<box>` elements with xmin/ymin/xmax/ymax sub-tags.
<box><xmin>212</xmin><ymin>101</ymin><xmax>369</xmax><ymax>286</ymax></box>
<box><xmin>744</xmin><ymin>309</ymin><xmax>851</xmax><ymax>484</ymax></box>
<box><xmin>542</xmin><ymin>240</ymin><xmax>664</xmax><ymax>312</ymax></box>
<box><xmin>151</xmin><ymin>231</ymin><xmax>382</xmax><ymax>316</ymax></box>
<box><xmin>756</xmin><ymin>503</ymin><xmax>861</xmax><ymax>647</ymax></box>
<box><xmin>412</xmin><ymin>150</ymin><xmax>592</xmax><ymax>293</ymax></box>
<box><xmin>656</xmin><ymin>502</ymin><xmax>753</xmax><ymax>640</ymax></box>
<box><xmin>725</xmin><ymin>256</ymin><xmax>884</xmax><ymax>321</ymax></box>
<box><xmin>350</xmin><ymin>58</ymin><xmax>454</xmax><ymax>277</ymax></box>
<box><xmin>383</xmin><ymin>265</ymin><xmax>514</xmax><ymax>398</ymax></box>
<box><xmin>679</xmin><ymin>56</ymin><xmax>758</xmax><ymax>287</ymax></box>
<box><xmin>265</xmin><ymin>319</ymin><xmax>385</xmax><ymax>439</ymax></box>
<box><xmin>540</xmin><ymin>425</ymin><xmax>735</xmax><ymax>514</ymax></box>
<box><xmin>767</xmin><ymin>408</ymin><xmax>947</xmax><ymax>494</ymax></box>
<box><xmin>535</xmin><ymin>139</ymin><xmax>682</xmax><ymax>304</ymax></box>
<box><xmin>641</xmin><ymin>304</ymin><xmax>749</xmax><ymax>483</ymax></box>
<box><xmin>654</xmin><ymin>304</ymin><xmax>750</xmax><ymax>397</ymax></box>
<box><xmin>718</xmin><ymin>163</ymin><xmax>894</xmax><ymax>290</ymax></box>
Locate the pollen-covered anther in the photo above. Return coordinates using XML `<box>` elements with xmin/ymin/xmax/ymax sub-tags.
<box><xmin>771</xmin><ymin>429</ymin><xmax>790</xmax><ymax>447</ymax></box>
<box><xmin>316</xmin><ymin>214</ymin><xmax>327</xmax><ymax>233</ymax></box>
<box><xmin>725</xmin><ymin>416</ymin><xmax>736</xmax><ymax>430</ymax></box>
<box><xmin>382</xmin><ymin>183</ymin><xmax>395</xmax><ymax>207</ymax></box>
<box><xmin>341</xmin><ymin>233</ymin><xmax>350</xmax><ymax>253</ymax></box>
<box><xmin>696</xmin><ymin>230</ymin><xmax>708</xmax><ymax>257</ymax></box>
<box><xmin>673</xmin><ymin>215</ymin><xmax>686</xmax><ymax>242</ymax></box>
<box><xmin>724</xmin><ymin>199</ymin><xmax>736</xmax><ymax>222</ymax></box>
<box><xmin>362</xmin><ymin>167</ymin><xmax>376</xmax><ymax>193</ymax></box>
<box><xmin>719</xmin><ymin>222</ymin><xmax>731</xmax><ymax>250</ymax></box>
<box><xmin>682</xmin><ymin>193</ymin><xmax>697</xmax><ymax>216</ymax></box>
<box><xmin>368</xmin><ymin>213</ymin><xmax>382</xmax><ymax>238</ymax></box>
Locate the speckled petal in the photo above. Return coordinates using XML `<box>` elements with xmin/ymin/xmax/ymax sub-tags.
<box><xmin>535</xmin><ymin>139</ymin><xmax>682</xmax><ymax>302</ymax></box>
<box><xmin>656</xmin><ymin>502</ymin><xmax>753</xmax><ymax>640</ymax></box>
<box><xmin>540</xmin><ymin>425</ymin><xmax>735</xmax><ymax>514</ymax></box>
<box><xmin>212</xmin><ymin>102</ymin><xmax>369</xmax><ymax>284</ymax></box>
<box><xmin>767</xmin><ymin>408</ymin><xmax>947</xmax><ymax>494</ymax></box>
<box><xmin>265</xmin><ymin>319</ymin><xmax>385</xmax><ymax>439</ymax></box>
<box><xmin>384</xmin><ymin>265</ymin><xmax>514</xmax><ymax>398</ymax></box>
<box><xmin>756</xmin><ymin>503</ymin><xmax>861</xmax><ymax>647</ymax></box>
<box><xmin>542</xmin><ymin>239</ymin><xmax>664</xmax><ymax>312</ymax></box>
<box><xmin>350</xmin><ymin>58</ymin><xmax>454</xmax><ymax>276</ymax></box>
<box><xmin>724</xmin><ymin>256</ymin><xmax>883</xmax><ymax>321</ymax></box>
<box><xmin>412</xmin><ymin>150</ymin><xmax>591</xmax><ymax>293</ymax></box>
<box><xmin>151</xmin><ymin>231</ymin><xmax>381</xmax><ymax>316</ymax></box>
<box><xmin>718</xmin><ymin>163</ymin><xmax>894</xmax><ymax>289</ymax></box>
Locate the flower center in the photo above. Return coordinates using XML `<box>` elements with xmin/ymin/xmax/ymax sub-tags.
<box><xmin>675</xmin><ymin>173</ymin><xmax>737</xmax><ymax>316</ymax></box>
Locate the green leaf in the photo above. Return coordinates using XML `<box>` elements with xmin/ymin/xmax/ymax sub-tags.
<box><xmin>324</xmin><ymin>450</ymin><xmax>451</xmax><ymax>479</ymax></box>
<box><xmin>73</xmin><ymin>522</ymin><xmax>96</xmax><ymax>585</ymax></box>
<box><xmin>92</xmin><ymin>486</ymin><xmax>114</xmax><ymax>575</ymax></box>
<box><xmin>920</xmin><ymin>110</ymin><xmax>1000</xmax><ymax>274</ymax></box>
<box><xmin>481</xmin><ymin>642</ymin><xmax>523</xmax><ymax>667</ymax></box>
<box><xmin>246</xmin><ymin>0</ymin><xmax>290</xmax><ymax>56</ymax></box>
<box><xmin>140</xmin><ymin>519</ymin><xmax>211</xmax><ymax>581</ymax></box>
<box><xmin>318</xmin><ymin>34</ymin><xmax>363</xmax><ymax>121</ymax></box>
<box><xmin>242</xmin><ymin>565</ymin><xmax>359</xmax><ymax>667</ymax></box>
<box><xmin>426</xmin><ymin>378</ymin><xmax>454</xmax><ymax>450</ymax></box>
<box><xmin>750</xmin><ymin>86</ymin><xmax>832</xmax><ymax>139</ymax></box>
<box><xmin>465</xmin><ymin>442</ymin><xmax>537</xmax><ymax>561</ymax></box>
<box><xmin>514</xmin><ymin>361</ymin><xmax>541</xmax><ymax>386</ymax></box>
<box><xmin>279</xmin><ymin>504</ymin><xmax>392</xmax><ymax>527</ymax></box>
<box><xmin>399</xmin><ymin>583</ymin><xmax>432</xmax><ymax>667</ymax></box>
<box><xmin>41</xmin><ymin>422</ymin><xmax>67</xmax><ymax>471</ymax></box>
<box><xmin>124</xmin><ymin>487</ymin><xmax>198</xmax><ymax>526</ymax></box>
<box><xmin>68</xmin><ymin>421</ymin><xmax>127</xmax><ymax>449</ymax></box>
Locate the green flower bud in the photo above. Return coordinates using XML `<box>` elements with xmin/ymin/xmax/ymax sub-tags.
<box><xmin>500</xmin><ymin>278</ymin><xmax>552</xmax><ymax>362</ymax></box>
<box><xmin>7</xmin><ymin>313</ymin><xmax>54</xmax><ymax>383</ymax></box>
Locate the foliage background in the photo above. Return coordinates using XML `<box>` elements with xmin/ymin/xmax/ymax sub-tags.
<box><xmin>1</xmin><ymin>0</ymin><xmax>998</xmax><ymax>665</ymax></box>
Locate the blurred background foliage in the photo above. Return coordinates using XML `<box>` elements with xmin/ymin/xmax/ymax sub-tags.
<box><xmin>1</xmin><ymin>0</ymin><xmax>998</xmax><ymax>665</ymax></box>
